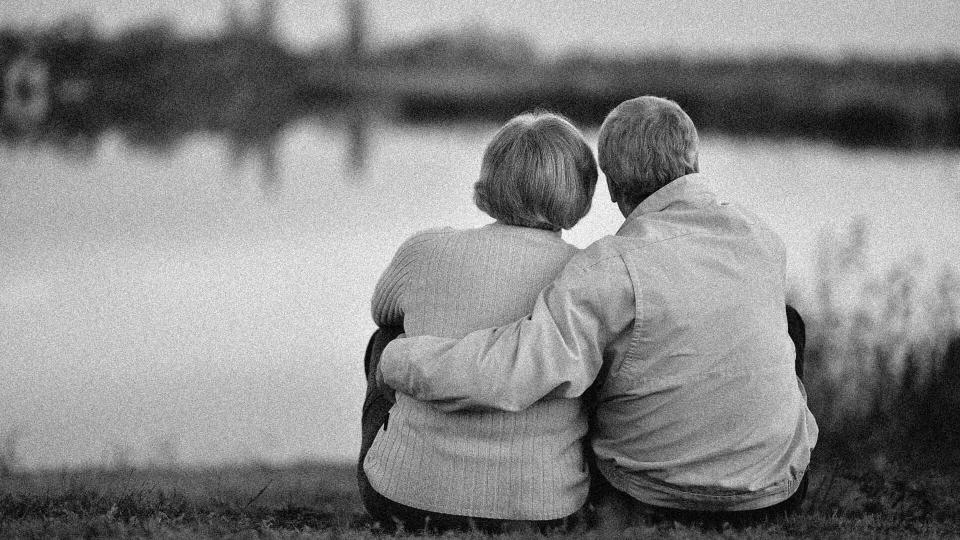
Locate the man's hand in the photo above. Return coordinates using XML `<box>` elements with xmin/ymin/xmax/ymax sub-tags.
<box><xmin>375</xmin><ymin>360</ymin><xmax>396</xmax><ymax>404</ymax></box>
<box><xmin>367</xmin><ymin>326</ymin><xmax>404</xmax><ymax>405</ymax></box>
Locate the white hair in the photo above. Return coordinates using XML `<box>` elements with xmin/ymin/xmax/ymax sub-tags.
<box><xmin>474</xmin><ymin>111</ymin><xmax>598</xmax><ymax>231</ymax></box>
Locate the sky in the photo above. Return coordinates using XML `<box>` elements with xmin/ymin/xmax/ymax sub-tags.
<box><xmin>3</xmin><ymin>0</ymin><xmax>960</xmax><ymax>58</ymax></box>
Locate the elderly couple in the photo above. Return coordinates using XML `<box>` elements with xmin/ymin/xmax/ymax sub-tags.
<box><xmin>358</xmin><ymin>96</ymin><xmax>819</xmax><ymax>532</ymax></box>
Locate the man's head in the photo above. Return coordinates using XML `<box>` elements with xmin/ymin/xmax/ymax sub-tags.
<box><xmin>598</xmin><ymin>96</ymin><xmax>700</xmax><ymax>216</ymax></box>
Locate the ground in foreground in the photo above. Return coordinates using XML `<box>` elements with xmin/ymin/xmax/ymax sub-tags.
<box><xmin>2</xmin><ymin>454</ymin><xmax>960</xmax><ymax>538</ymax></box>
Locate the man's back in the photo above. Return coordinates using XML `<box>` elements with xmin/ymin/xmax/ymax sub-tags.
<box><xmin>583</xmin><ymin>174</ymin><xmax>818</xmax><ymax>511</ymax></box>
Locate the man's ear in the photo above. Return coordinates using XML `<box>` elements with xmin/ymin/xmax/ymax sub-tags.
<box><xmin>605</xmin><ymin>176</ymin><xmax>620</xmax><ymax>203</ymax></box>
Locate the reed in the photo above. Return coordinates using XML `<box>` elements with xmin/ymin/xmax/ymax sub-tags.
<box><xmin>798</xmin><ymin>218</ymin><xmax>960</xmax><ymax>457</ymax></box>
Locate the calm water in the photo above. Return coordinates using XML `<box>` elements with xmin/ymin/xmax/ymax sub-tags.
<box><xmin>2</xmin><ymin>123</ymin><xmax>959</xmax><ymax>469</ymax></box>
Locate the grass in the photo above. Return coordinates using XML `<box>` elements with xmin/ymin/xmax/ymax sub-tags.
<box><xmin>2</xmin><ymin>457</ymin><xmax>960</xmax><ymax>539</ymax></box>
<box><xmin>0</xmin><ymin>462</ymin><xmax>364</xmax><ymax>538</ymax></box>
<box><xmin>798</xmin><ymin>219</ymin><xmax>960</xmax><ymax>451</ymax></box>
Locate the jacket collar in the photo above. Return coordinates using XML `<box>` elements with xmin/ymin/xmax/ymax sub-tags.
<box><xmin>617</xmin><ymin>173</ymin><xmax>715</xmax><ymax>234</ymax></box>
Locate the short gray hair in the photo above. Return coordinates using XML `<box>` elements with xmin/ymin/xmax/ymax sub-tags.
<box><xmin>598</xmin><ymin>96</ymin><xmax>699</xmax><ymax>206</ymax></box>
<box><xmin>474</xmin><ymin>112</ymin><xmax>598</xmax><ymax>231</ymax></box>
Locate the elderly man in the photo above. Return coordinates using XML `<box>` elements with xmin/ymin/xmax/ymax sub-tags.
<box><xmin>377</xmin><ymin>96</ymin><xmax>818</xmax><ymax>526</ymax></box>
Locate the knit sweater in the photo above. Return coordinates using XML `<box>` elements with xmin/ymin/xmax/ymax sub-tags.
<box><xmin>365</xmin><ymin>222</ymin><xmax>589</xmax><ymax>520</ymax></box>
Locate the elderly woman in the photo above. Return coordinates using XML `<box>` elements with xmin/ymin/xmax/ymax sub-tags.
<box><xmin>358</xmin><ymin>112</ymin><xmax>598</xmax><ymax>532</ymax></box>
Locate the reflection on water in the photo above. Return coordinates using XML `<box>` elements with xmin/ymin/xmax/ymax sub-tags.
<box><xmin>0</xmin><ymin>0</ymin><xmax>371</xmax><ymax>189</ymax></box>
<box><xmin>1</xmin><ymin>121</ymin><xmax>959</xmax><ymax>468</ymax></box>
<box><xmin>4</xmin><ymin>0</ymin><xmax>960</xmax><ymax>198</ymax></box>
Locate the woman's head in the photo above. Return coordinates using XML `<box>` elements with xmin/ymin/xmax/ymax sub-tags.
<box><xmin>473</xmin><ymin>112</ymin><xmax>598</xmax><ymax>231</ymax></box>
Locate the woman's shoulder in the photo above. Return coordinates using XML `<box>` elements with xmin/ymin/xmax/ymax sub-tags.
<box><xmin>399</xmin><ymin>226</ymin><xmax>456</xmax><ymax>247</ymax></box>
<box><xmin>448</xmin><ymin>225</ymin><xmax>580</xmax><ymax>272</ymax></box>
<box><xmin>390</xmin><ymin>227</ymin><xmax>457</xmax><ymax>260</ymax></box>
<box><xmin>396</xmin><ymin>224</ymin><xmax>579</xmax><ymax>264</ymax></box>
<box><xmin>467</xmin><ymin>222</ymin><xmax>576</xmax><ymax>247</ymax></box>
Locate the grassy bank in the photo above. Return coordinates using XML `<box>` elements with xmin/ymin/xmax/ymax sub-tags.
<box><xmin>2</xmin><ymin>458</ymin><xmax>960</xmax><ymax>538</ymax></box>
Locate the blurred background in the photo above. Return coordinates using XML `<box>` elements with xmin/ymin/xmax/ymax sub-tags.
<box><xmin>1</xmin><ymin>0</ymin><xmax>959</xmax><ymax>471</ymax></box>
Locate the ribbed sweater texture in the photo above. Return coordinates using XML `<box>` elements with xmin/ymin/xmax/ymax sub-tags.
<box><xmin>365</xmin><ymin>222</ymin><xmax>589</xmax><ymax>520</ymax></box>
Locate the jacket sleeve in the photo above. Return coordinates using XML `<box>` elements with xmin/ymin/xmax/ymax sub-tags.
<box><xmin>379</xmin><ymin>254</ymin><xmax>635</xmax><ymax>412</ymax></box>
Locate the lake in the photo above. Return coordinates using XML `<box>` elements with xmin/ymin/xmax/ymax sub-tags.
<box><xmin>2</xmin><ymin>122</ymin><xmax>959</xmax><ymax>469</ymax></box>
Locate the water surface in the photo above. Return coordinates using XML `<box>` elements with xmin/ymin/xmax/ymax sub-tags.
<box><xmin>2</xmin><ymin>123</ymin><xmax>959</xmax><ymax>468</ymax></box>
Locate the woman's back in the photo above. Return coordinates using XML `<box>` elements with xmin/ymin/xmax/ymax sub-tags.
<box><xmin>365</xmin><ymin>223</ymin><xmax>589</xmax><ymax>519</ymax></box>
<box><xmin>379</xmin><ymin>224</ymin><xmax>574</xmax><ymax>337</ymax></box>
